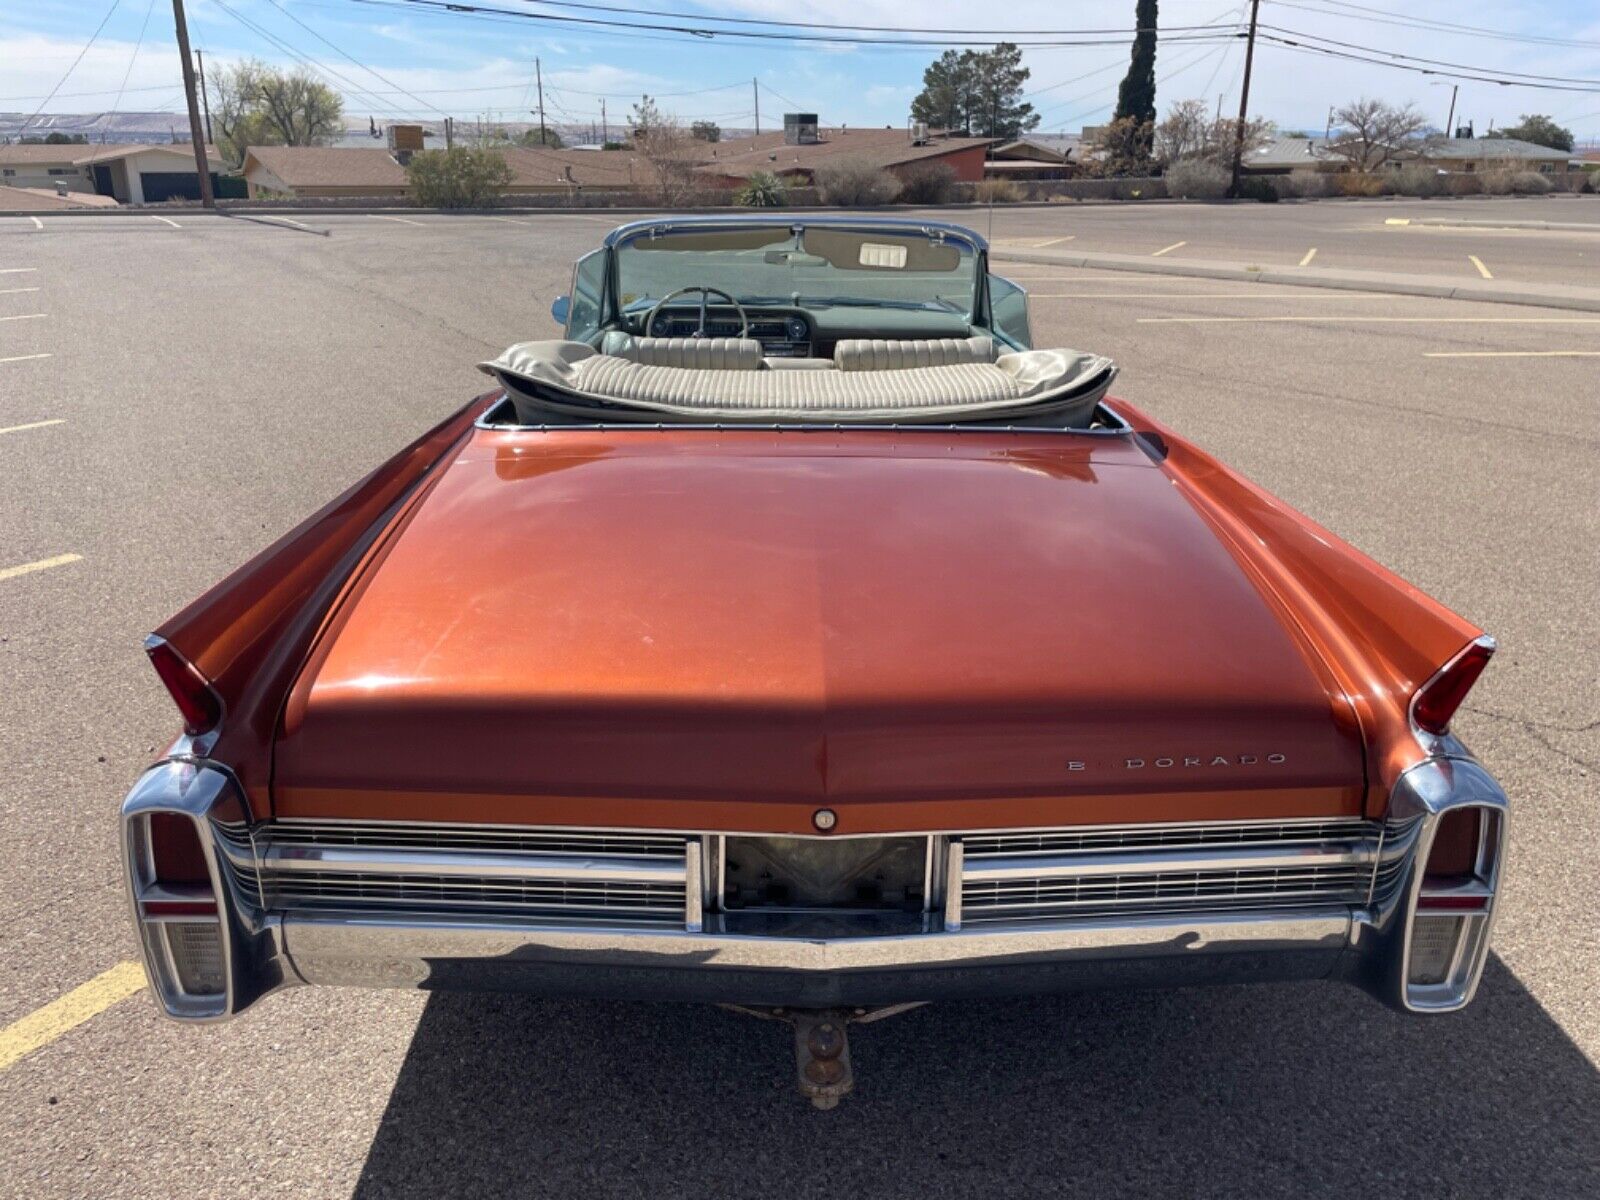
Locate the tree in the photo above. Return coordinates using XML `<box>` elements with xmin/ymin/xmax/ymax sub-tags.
<box><xmin>518</xmin><ymin>127</ymin><xmax>564</xmax><ymax>148</ymax></box>
<box><xmin>1114</xmin><ymin>0</ymin><xmax>1159</xmax><ymax>143</ymax></box>
<box><xmin>631</xmin><ymin>108</ymin><xmax>701</xmax><ymax>205</ymax></box>
<box><xmin>690</xmin><ymin>120</ymin><xmax>721</xmax><ymax>143</ymax></box>
<box><xmin>405</xmin><ymin>147</ymin><xmax>513</xmax><ymax>208</ymax></box>
<box><xmin>1091</xmin><ymin>115</ymin><xmax>1155</xmax><ymax>176</ymax></box>
<box><xmin>1496</xmin><ymin>114</ymin><xmax>1574</xmax><ymax>153</ymax></box>
<box><xmin>210</xmin><ymin>59</ymin><xmax>343</xmax><ymax>167</ymax></box>
<box><xmin>1153</xmin><ymin>98</ymin><xmax>1209</xmax><ymax>162</ymax></box>
<box><xmin>20</xmin><ymin>132</ymin><xmax>88</xmax><ymax>145</ymax></box>
<box><xmin>910</xmin><ymin>45</ymin><xmax>1038</xmax><ymax>139</ymax></box>
<box><xmin>1326</xmin><ymin>98</ymin><xmax>1427</xmax><ymax>172</ymax></box>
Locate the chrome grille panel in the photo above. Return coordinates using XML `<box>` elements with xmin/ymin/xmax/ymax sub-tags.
<box><xmin>955</xmin><ymin>818</ymin><xmax>1391</xmax><ymax>926</ymax></box>
<box><xmin>214</xmin><ymin>821</ymin><xmax>694</xmax><ymax>927</ymax></box>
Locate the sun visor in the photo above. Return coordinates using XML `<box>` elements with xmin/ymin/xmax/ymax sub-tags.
<box><xmin>804</xmin><ymin>228</ymin><xmax>963</xmax><ymax>273</ymax></box>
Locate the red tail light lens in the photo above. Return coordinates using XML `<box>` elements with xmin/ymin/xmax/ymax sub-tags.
<box><xmin>1413</xmin><ymin>636</ymin><xmax>1494</xmax><ymax>735</ymax></box>
<box><xmin>147</xmin><ymin>813</ymin><xmax>211</xmax><ymax>886</ymax></box>
<box><xmin>145</xmin><ymin>636</ymin><xmax>222</xmax><ymax>736</ymax></box>
<box><xmin>1424</xmin><ymin>808</ymin><xmax>1481</xmax><ymax>883</ymax></box>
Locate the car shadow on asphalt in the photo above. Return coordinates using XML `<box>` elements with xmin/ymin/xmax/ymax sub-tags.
<box><xmin>351</xmin><ymin>956</ymin><xmax>1597</xmax><ymax>1199</ymax></box>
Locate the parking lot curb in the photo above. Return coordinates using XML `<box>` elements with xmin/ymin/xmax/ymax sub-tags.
<box><xmin>1384</xmin><ymin>216</ymin><xmax>1600</xmax><ymax>233</ymax></box>
<box><xmin>991</xmin><ymin>248</ymin><xmax>1600</xmax><ymax>313</ymax></box>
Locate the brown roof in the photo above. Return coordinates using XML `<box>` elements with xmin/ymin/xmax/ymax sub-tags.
<box><xmin>243</xmin><ymin>146</ymin><xmax>409</xmax><ymax>189</ymax></box>
<box><xmin>0</xmin><ymin>142</ymin><xmax>221</xmax><ymax>166</ymax></box>
<box><xmin>696</xmin><ymin>127</ymin><xmax>995</xmax><ymax>179</ymax></box>
<box><xmin>0</xmin><ymin>184</ymin><xmax>118</xmax><ymax>211</ymax></box>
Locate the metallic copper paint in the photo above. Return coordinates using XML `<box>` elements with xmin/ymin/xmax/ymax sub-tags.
<box><xmin>272</xmin><ymin>423</ymin><xmax>1368</xmax><ymax>832</ymax></box>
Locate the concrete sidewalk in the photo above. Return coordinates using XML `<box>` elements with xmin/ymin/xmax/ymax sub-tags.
<box><xmin>990</xmin><ymin>246</ymin><xmax>1600</xmax><ymax>313</ymax></box>
<box><xmin>1384</xmin><ymin>216</ymin><xmax>1600</xmax><ymax>234</ymax></box>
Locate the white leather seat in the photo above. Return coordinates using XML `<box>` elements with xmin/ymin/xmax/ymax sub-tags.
<box><xmin>600</xmin><ymin>331</ymin><xmax>763</xmax><ymax>370</ymax></box>
<box><xmin>833</xmin><ymin>336</ymin><xmax>997</xmax><ymax>371</ymax></box>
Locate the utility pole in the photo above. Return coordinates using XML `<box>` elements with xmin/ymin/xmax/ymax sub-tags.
<box><xmin>195</xmin><ymin>49</ymin><xmax>213</xmax><ymax>144</ymax></box>
<box><xmin>600</xmin><ymin>98</ymin><xmax>607</xmax><ymax>144</ymax></box>
<box><xmin>1228</xmin><ymin>0</ymin><xmax>1262</xmax><ymax>197</ymax></box>
<box><xmin>1324</xmin><ymin>105</ymin><xmax>1334</xmax><ymax>140</ymax></box>
<box><xmin>534</xmin><ymin>57</ymin><xmax>546</xmax><ymax>146</ymax></box>
<box><xmin>1444</xmin><ymin>84</ymin><xmax>1458</xmax><ymax>138</ymax></box>
<box><xmin>170</xmin><ymin>0</ymin><xmax>214</xmax><ymax>208</ymax></box>
<box><xmin>445</xmin><ymin>115</ymin><xmax>453</xmax><ymax>150</ymax></box>
<box><xmin>753</xmin><ymin>78</ymin><xmax>759</xmax><ymax>135</ymax></box>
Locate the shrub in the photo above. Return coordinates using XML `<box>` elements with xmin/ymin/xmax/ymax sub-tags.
<box><xmin>1478</xmin><ymin>168</ymin><xmax>1515</xmax><ymax>195</ymax></box>
<box><xmin>896</xmin><ymin>162</ymin><xmax>958</xmax><ymax>205</ymax></box>
<box><xmin>1509</xmin><ymin>171</ymin><xmax>1554</xmax><ymax>195</ymax></box>
<box><xmin>1337</xmin><ymin>172</ymin><xmax>1389</xmax><ymax>197</ymax></box>
<box><xmin>813</xmin><ymin>159</ymin><xmax>902</xmax><ymax>206</ymax></box>
<box><xmin>1390</xmin><ymin>164</ymin><xmax>1445</xmax><ymax>197</ymax></box>
<box><xmin>405</xmin><ymin>148</ymin><xmax>513</xmax><ymax>208</ymax></box>
<box><xmin>973</xmin><ymin>178</ymin><xmax>1022</xmax><ymax>203</ymax></box>
<box><xmin>1235</xmin><ymin>175</ymin><xmax>1279</xmax><ymax>203</ymax></box>
<box><xmin>734</xmin><ymin>170</ymin><xmax>787</xmax><ymax>207</ymax></box>
<box><xmin>1272</xmin><ymin>170</ymin><xmax>1333</xmax><ymax>199</ymax></box>
<box><xmin>1444</xmin><ymin>172</ymin><xmax>1484</xmax><ymax>196</ymax></box>
<box><xmin>1163</xmin><ymin>158</ymin><xmax>1230</xmax><ymax>199</ymax></box>
<box><xmin>1564</xmin><ymin>171</ymin><xmax>1595</xmax><ymax>194</ymax></box>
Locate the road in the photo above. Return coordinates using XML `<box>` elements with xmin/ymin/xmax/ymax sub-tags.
<box><xmin>1</xmin><ymin>202</ymin><xmax>1596</xmax><ymax>1199</ymax></box>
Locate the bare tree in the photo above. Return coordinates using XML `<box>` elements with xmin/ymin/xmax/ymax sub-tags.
<box><xmin>1154</xmin><ymin>99</ymin><xmax>1211</xmax><ymax>163</ymax></box>
<box><xmin>1325</xmin><ymin>99</ymin><xmax>1427</xmax><ymax>172</ymax></box>
<box><xmin>632</xmin><ymin>110</ymin><xmax>701</xmax><ymax>205</ymax></box>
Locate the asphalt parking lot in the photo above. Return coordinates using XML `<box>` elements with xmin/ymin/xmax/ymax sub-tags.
<box><xmin>1</xmin><ymin>200</ymin><xmax>1596</xmax><ymax>1198</ymax></box>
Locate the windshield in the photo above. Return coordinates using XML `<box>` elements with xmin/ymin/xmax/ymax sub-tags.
<box><xmin>614</xmin><ymin>226</ymin><xmax>979</xmax><ymax>317</ymax></box>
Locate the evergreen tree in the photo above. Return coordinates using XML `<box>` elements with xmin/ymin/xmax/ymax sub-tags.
<box><xmin>911</xmin><ymin>44</ymin><xmax>1039</xmax><ymax>140</ymax></box>
<box><xmin>1114</xmin><ymin>0</ymin><xmax>1159</xmax><ymax>128</ymax></box>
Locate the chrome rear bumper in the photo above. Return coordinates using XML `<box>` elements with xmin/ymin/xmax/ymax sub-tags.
<box><xmin>119</xmin><ymin>752</ymin><xmax>1507</xmax><ymax>1018</ymax></box>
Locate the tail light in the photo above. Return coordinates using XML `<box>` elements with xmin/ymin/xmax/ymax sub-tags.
<box><xmin>145</xmin><ymin>634</ymin><xmax>223</xmax><ymax>737</ymax></box>
<box><xmin>122</xmin><ymin>763</ymin><xmax>238</xmax><ymax>1019</ymax></box>
<box><xmin>1403</xmin><ymin>801</ymin><xmax>1504</xmax><ymax>1010</ymax></box>
<box><xmin>1412</xmin><ymin>635</ymin><xmax>1495</xmax><ymax>736</ymax></box>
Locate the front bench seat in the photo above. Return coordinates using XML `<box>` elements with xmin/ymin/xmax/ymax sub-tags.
<box><xmin>600</xmin><ymin>331</ymin><xmax>763</xmax><ymax>370</ymax></box>
<box><xmin>833</xmin><ymin>336</ymin><xmax>997</xmax><ymax>372</ymax></box>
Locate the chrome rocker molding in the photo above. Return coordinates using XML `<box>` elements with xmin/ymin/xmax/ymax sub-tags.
<box><xmin>119</xmin><ymin>750</ymin><xmax>1508</xmax><ymax>1020</ymax></box>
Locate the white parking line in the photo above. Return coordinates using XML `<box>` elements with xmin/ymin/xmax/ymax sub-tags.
<box><xmin>1299</xmin><ymin>247</ymin><xmax>1317</xmax><ymax>267</ymax></box>
<box><xmin>0</xmin><ymin>353</ymin><xmax>51</xmax><ymax>365</ymax></box>
<box><xmin>1036</xmin><ymin>235</ymin><xmax>1076</xmax><ymax>247</ymax></box>
<box><xmin>0</xmin><ymin>287</ymin><xmax>40</xmax><ymax>295</ymax></box>
<box><xmin>150</xmin><ymin>215</ymin><xmax>181</xmax><ymax>229</ymax></box>
<box><xmin>1151</xmin><ymin>241</ymin><xmax>1187</xmax><ymax>257</ymax></box>
<box><xmin>1469</xmin><ymin>254</ymin><xmax>1493</xmax><ymax>279</ymax></box>
<box><xmin>0</xmin><ymin>313</ymin><xmax>47</xmax><ymax>323</ymax></box>
<box><xmin>0</xmin><ymin>418</ymin><xmax>66</xmax><ymax>437</ymax></box>
<box><xmin>0</xmin><ymin>553</ymin><xmax>81</xmax><ymax>583</ymax></box>
<box><xmin>1031</xmin><ymin>291</ymin><xmax>1391</xmax><ymax>300</ymax></box>
<box><xmin>0</xmin><ymin>267</ymin><xmax>38</xmax><ymax>275</ymax></box>
<box><xmin>258</xmin><ymin>215</ymin><xmax>313</xmax><ymax>230</ymax></box>
<box><xmin>28</xmin><ymin>217</ymin><xmax>43</xmax><ymax>231</ymax></box>
<box><xmin>483</xmin><ymin>215</ymin><xmax>532</xmax><ymax>225</ymax></box>
<box><xmin>372</xmin><ymin>215</ymin><xmax>426</xmax><ymax>226</ymax></box>
<box><xmin>1139</xmin><ymin>315</ymin><xmax>1600</xmax><ymax>325</ymax></box>
<box><xmin>1424</xmin><ymin>350</ymin><xmax>1600</xmax><ymax>358</ymax></box>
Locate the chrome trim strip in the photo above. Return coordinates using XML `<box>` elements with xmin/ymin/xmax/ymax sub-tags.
<box><xmin>943</xmin><ymin>841</ymin><xmax>963</xmax><ymax>932</ymax></box>
<box><xmin>684</xmin><ymin>840</ymin><xmax>704</xmax><ymax>933</ymax></box>
<box><xmin>256</xmin><ymin>844</ymin><xmax>686</xmax><ymax>885</ymax></box>
<box><xmin>960</xmin><ymin>841</ymin><xmax>1379</xmax><ymax>884</ymax></box>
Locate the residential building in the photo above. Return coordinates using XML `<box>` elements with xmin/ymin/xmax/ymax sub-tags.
<box><xmin>0</xmin><ymin>142</ymin><xmax>226</xmax><ymax>203</ymax></box>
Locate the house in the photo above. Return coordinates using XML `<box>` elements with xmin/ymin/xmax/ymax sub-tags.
<box><xmin>985</xmin><ymin>134</ymin><xmax>1082</xmax><ymax>179</ymax></box>
<box><xmin>0</xmin><ymin>142</ymin><xmax>226</xmax><ymax>203</ymax></box>
<box><xmin>1242</xmin><ymin>134</ymin><xmax>1578</xmax><ymax>176</ymax></box>
<box><xmin>694</xmin><ymin>122</ymin><xmax>994</xmax><ymax>189</ymax></box>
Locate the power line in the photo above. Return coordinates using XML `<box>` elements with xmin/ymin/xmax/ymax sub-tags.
<box><xmin>1257</xmin><ymin>33</ymin><xmax>1600</xmax><ymax>93</ymax></box>
<box><xmin>111</xmin><ymin>0</ymin><xmax>160</xmax><ymax>116</ymax></box>
<box><xmin>260</xmin><ymin>0</ymin><xmax>453</xmax><ymax>118</ymax></box>
<box><xmin>1266</xmin><ymin>0</ymin><xmax>1600</xmax><ymax>52</ymax></box>
<box><xmin>1259</xmin><ymin>24</ymin><xmax>1600</xmax><ymax>85</ymax></box>
<box><xmin>19</xmin><ymin>0</ymin><xmax>122</xmax><ymax>134</ymax></box>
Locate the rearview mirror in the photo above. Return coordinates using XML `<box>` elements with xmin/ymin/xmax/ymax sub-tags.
<box><xmin>550</xmin><ymin>295</ymin><xmax>571</xmax><ymax>328</ymax></box>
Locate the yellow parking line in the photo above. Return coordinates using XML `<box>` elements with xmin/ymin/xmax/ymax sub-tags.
<box><xmin>1385</xmin><ymin>218</ymin><xmax>1411</xmax><ymax>226</ymax></box>
<box><xmin>150</xmin><ymin>216</ymin><xmax>182</xmax><ymax>230</ymax></box>
<box><xmin>0</xmin><ymin>552</ymin><xmax>82</xmax><ymax>582</ymax></box>
<box><xmin>1299</xmin><ymin>247</ymin><xmax>1317</xmax><ymax>266</ymax></box>
<box><xmin>1138</xmin><ymin>316</ymin><xmax>1600</xmax><ymax>324</ymax></box>
<box><xmin>0</xmin><ymin>418</ymin><xmax>66</xmax><ymax>437</ymax></box>
<box><xmin>1424</xmin><ymin>350</ymin><xmax>1600</xmax><ymax>358</ymax></box>
<box><xmin>0</xmin><ymin>963</ymin><xmax>146</xmax><ymax>1072</ymax></box>
<box><xmin>1151</xmin><ymin>241</ymin><xmax>1187</xmax><ymax>257</ymax></box>
<box><xmin>1469</xmin><ymin>254</ymin><xmax>1493</xmax><ymax>279</ymax></box>
<box><xmin>0</xmin><ymin>353</ymin><xmax>52</xmax><ymax>365</ymax></box>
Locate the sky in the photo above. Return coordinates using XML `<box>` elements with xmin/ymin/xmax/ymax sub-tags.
<box><xmin>3</xmin><ymin>0</ymin><xmax>1598</xmax><ymax>143</ymax></box>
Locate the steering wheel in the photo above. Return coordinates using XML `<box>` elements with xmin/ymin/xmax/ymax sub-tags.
<box><xmin>644</xmin><ymin>286</ymin><xmax>750</xmax><ymax>340</ymax></box>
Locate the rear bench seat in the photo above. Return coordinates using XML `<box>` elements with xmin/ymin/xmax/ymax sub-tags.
<box><xmin>599</xmin><ymin>332</ymin><xmax>763</xmax><ymax>370</ymax></box>
<box><xmin>833</xmin><ymin>337</ymin><xmax>997</xmax><ymax>371</ymax></box>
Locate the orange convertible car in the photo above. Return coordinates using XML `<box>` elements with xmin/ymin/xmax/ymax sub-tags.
<box><xmin>122</xmin><ymin>217</ymin><xmax>1508</xmax><ymax>1105</ymax></box>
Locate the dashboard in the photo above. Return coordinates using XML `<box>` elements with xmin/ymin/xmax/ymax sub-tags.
<box><xmin>640</xmin><ymin>305</ymin><xmax>814</xmax><ymax>358</ymax></box>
